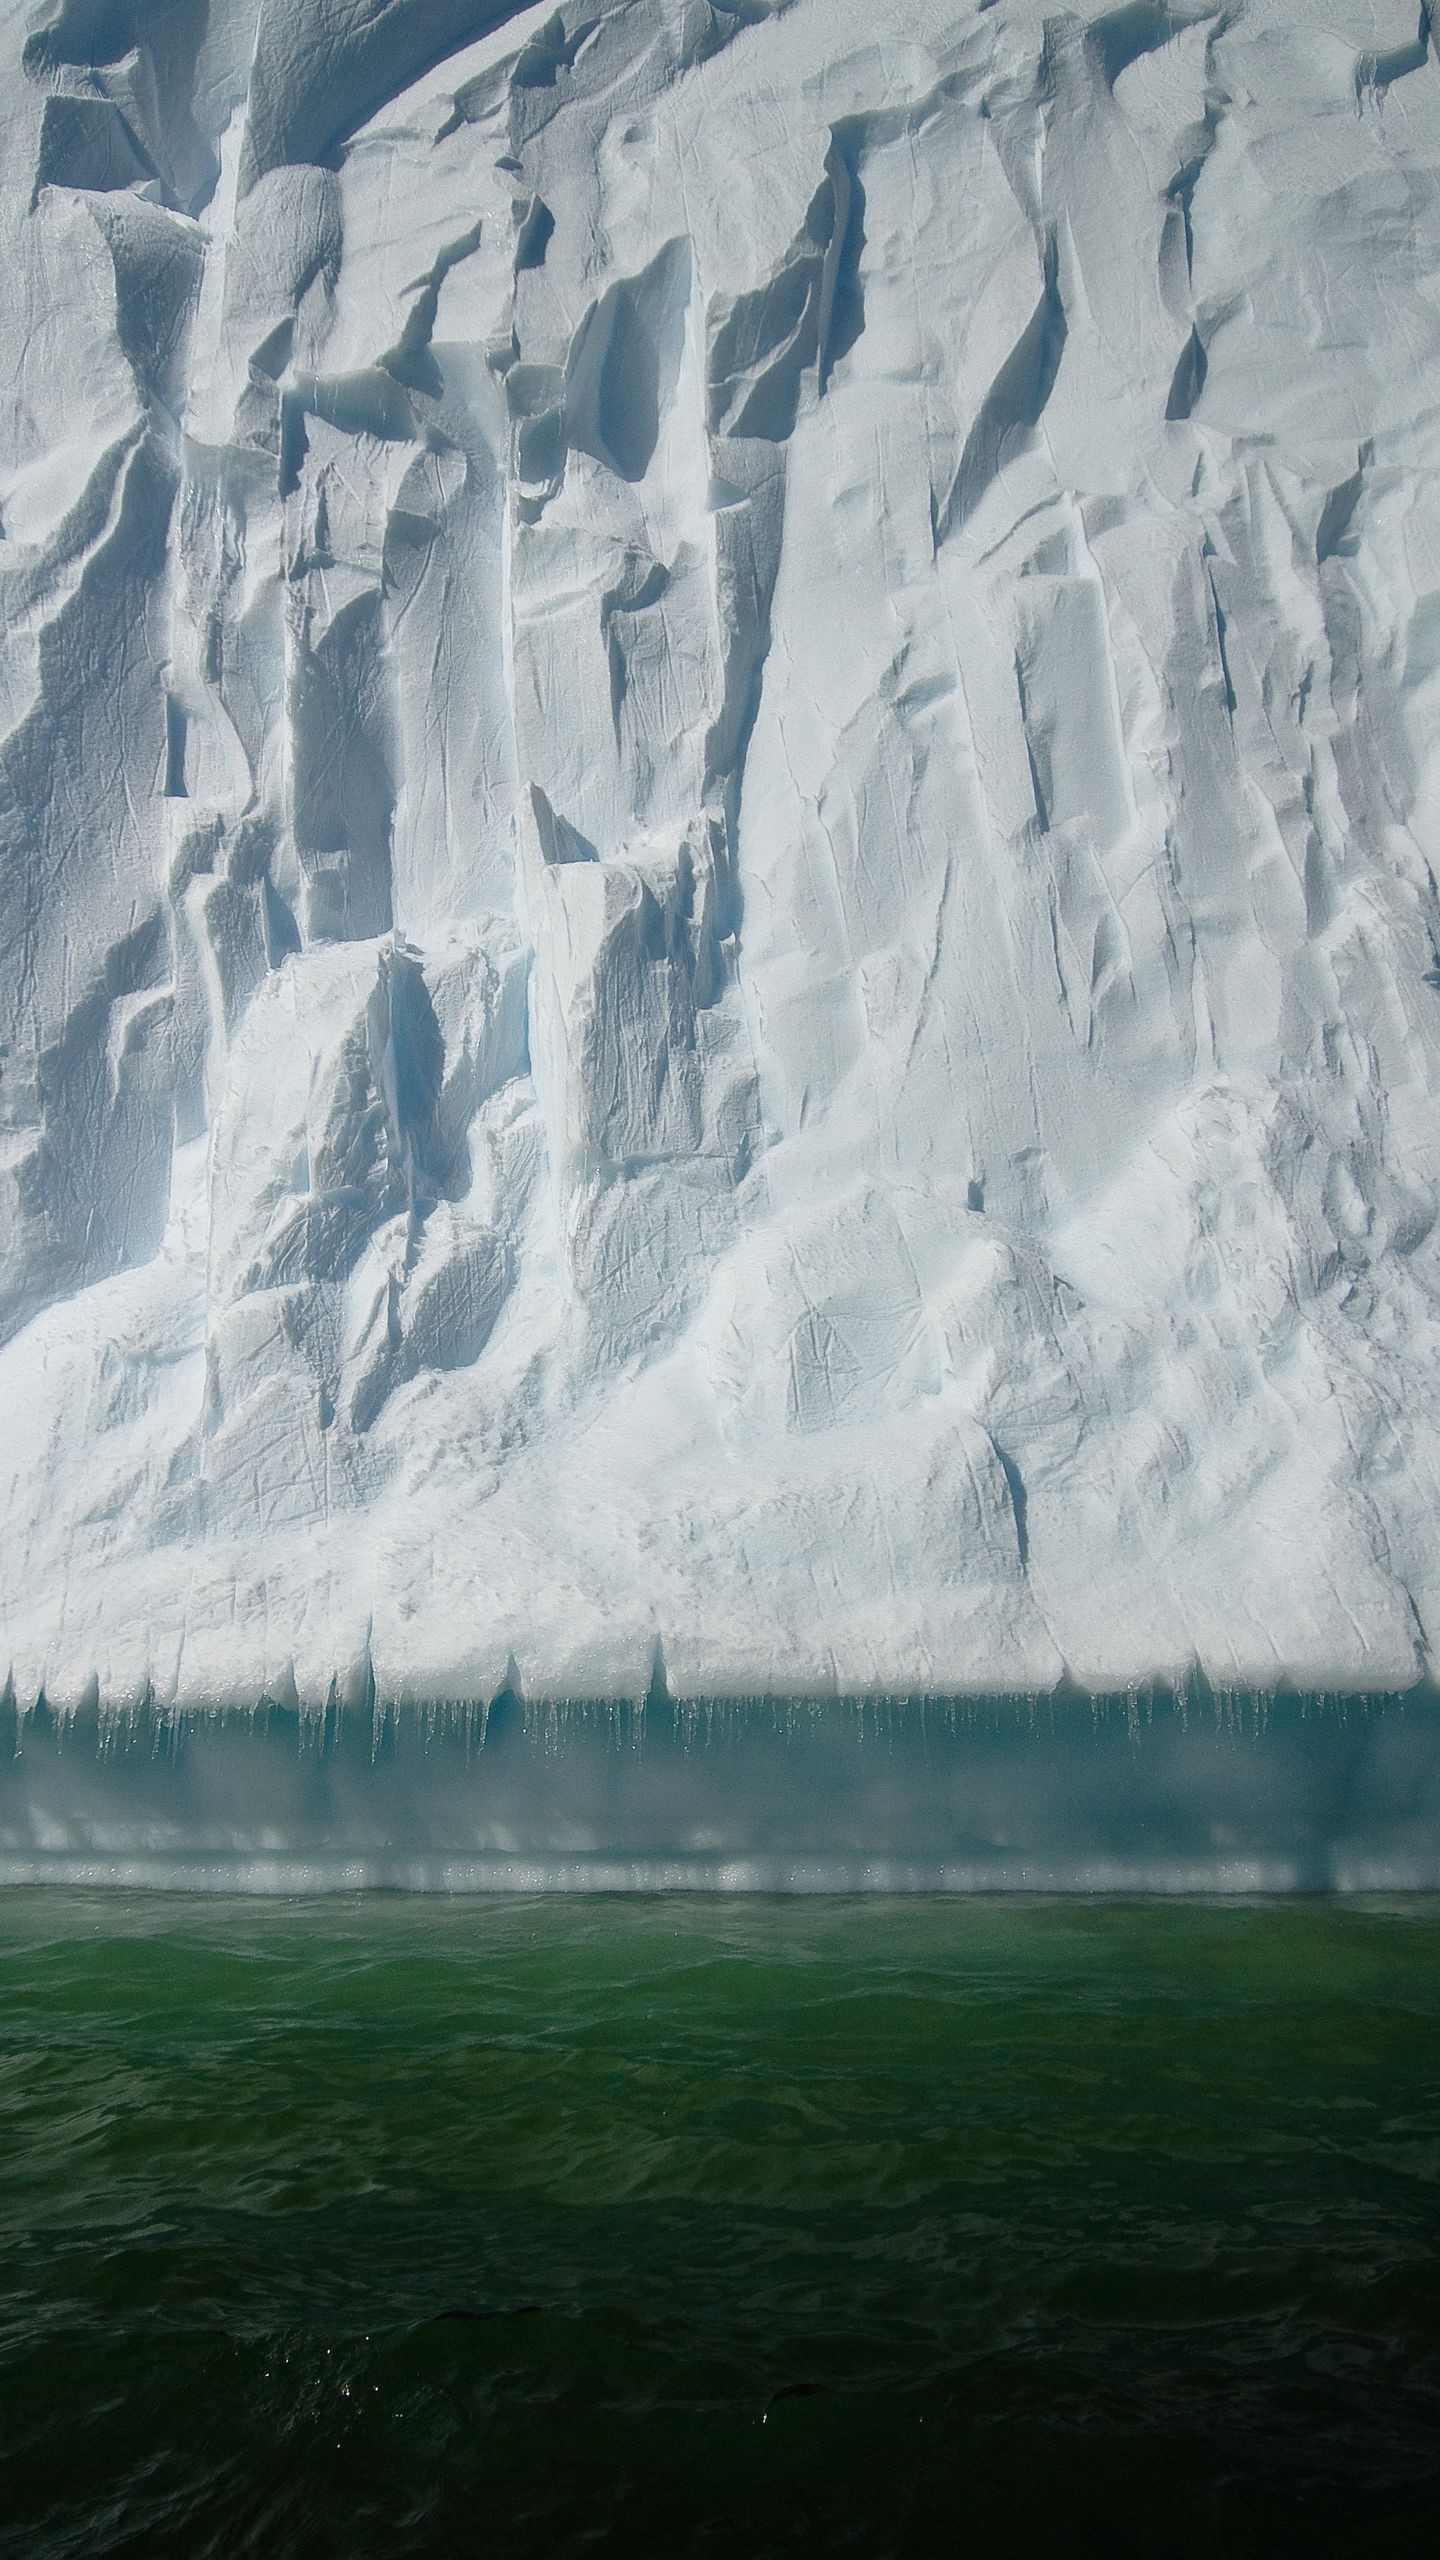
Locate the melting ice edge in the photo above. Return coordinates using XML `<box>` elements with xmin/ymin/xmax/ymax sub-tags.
<box><xmin>4</xmin><ymin>1690</ymin><xmax>1439</xmax><ymax>1892</ymax></box>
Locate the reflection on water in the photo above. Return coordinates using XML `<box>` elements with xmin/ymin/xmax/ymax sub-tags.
<box><xmin>0</xmin><ymin>1893</ymin><xmax>1436</xmax><ymax>2557</ymax></box>
<box><xmin>2</xmin><ymin>1688</ymin><xmax>1439</xmax><ymax>1890</ymax></box>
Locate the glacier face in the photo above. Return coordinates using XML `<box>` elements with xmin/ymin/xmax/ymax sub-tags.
<box><xmin>3</xmin><ymin>0</ymin><xmax>1440</xmax><ymax>1711</ymax></box>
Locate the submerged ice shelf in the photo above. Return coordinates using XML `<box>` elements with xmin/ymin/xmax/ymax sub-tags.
<box><xmin>4</xmin><ymin>0</ymin><xmax>1440</xmax><ymax>1713</ymax></box>
<box><xmin>5</xmin><ymin>1691</ymin><xmax>1440</xmax><ymax>1893</ymax></box>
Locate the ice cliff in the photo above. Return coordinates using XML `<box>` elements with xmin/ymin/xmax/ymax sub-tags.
<box><xmin>3</xmin><ymin>0</ymin><xmax>1440</xmax><ymax>1712</ymax></box>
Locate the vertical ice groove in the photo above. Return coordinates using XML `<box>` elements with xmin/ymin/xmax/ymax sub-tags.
<box><xmin>1</xmin><ymin>0</ymin><xmax>1439</xmax><ymax>1712</ymax></box>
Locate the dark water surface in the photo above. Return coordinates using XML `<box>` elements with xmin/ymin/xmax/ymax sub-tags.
<box><xmin>1</xmin><ymin>1894</ymin><xmax>1436</xmax><ymax>2557</ymax></box>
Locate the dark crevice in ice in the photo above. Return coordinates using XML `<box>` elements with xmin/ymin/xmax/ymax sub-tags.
<box><xmin>386</xmin><ymin>221</ymin><xmax>486</xmax><ymax>397</ymax></box>
<box><xmin>513</xmin><ymin>195</ymin><xmax>554</xmax><ymax>273</ymax></box>
<box><xmin>1203</xmin><ymin>558</ymin><xmax>1237</xmax><ymax>727</ymax></box>
<box><xmin>989</xmin><ymin>1438</ymin><xmax>1030</xmax><ymax>1570</ymax></box>
<box><xmin>1316</xmin><ymin>445</ymin><xmax>1371</xmax><ymax>565</ymax></box>
<box><xmin>566</xmin><ymin>238</ymin><xmax>690</xmax><ymax>484</ymax></box>
<box><xmin>602</xmin><ymin>553</ymin><xmax>673</xmax><ymax>741</ymax></box>
<box><xmin>1356</xmin><ymin>6</ymin><xmax>1432</xmax><ymax>96</ymax></box>
<box><xmin>528</xmin><ymin>782</ymin><xmax>600</xmax><ymax>867</ymax></box>
<box><xmin>1086</xmin><ymin>2</ymin><xmax>1219</xmax><ymax>92</ymax></box>
<box><xmin>239</xmin><ymin>1</ymin><xmax>538</xmax><ymax>192</ymax></box>
<box><xmin>1163</xmin><ymin>82</ymin><xmax>1225</xmax><ymax>293</ymax></box>
<box><xmin>704</xmin><ymin>129</ymin><xmax>864</xmax><ymax>449</ymax></box>
<box><xmin>32</xmin><ymin>92</ymin><xmax>158</xmax><ymax>203</ymax></box>
<box><xmin>277</xmin><ymin>393</ymin><xmax>309</xmax><ymax>501</ymax></box>
<box><xmin>163</xmin><ymin>692</ymin><xmax>188</xmax><ymax>798</ymax></box>
<box><xmin>936</xmin><ymin>231</ymin><xmax>1067</xmax><ymax>543</ymax></box>
<box><xmin>24</xmin><ymin>0</ymin><xmax>220</xmax><ymax>213</ymax></box>
<box><xmin>289</xmin><ymin>588</ymin><xmax>396</xmax><ymax>944</ymax></box>
<box><xmin>512</xmin><ymin>9</ymin><xmax>601</xmax><ymax>92</ymax></box>
<box><xmin>706</xmin><ymin>115</ymin><xmax>871</xmax><ymax>437</ymax></box>
<box><xmin>1165</xmin><ymin>324</ymin><xmax>1207</xmax><ymax>422</ymax></box>
<box><xmin>817</xmin><ymin>124</ymin><xmax>868</xmax><ymax>394</ymax></box>
<box><xmin>1014</xmin><ymin>652</ymin><xmax>1052</xmax><ymax>833</ymax></box>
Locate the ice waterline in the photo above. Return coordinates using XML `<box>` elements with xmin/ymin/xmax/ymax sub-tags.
<box><xmin>3</xmin><ymin>1686</ymin><xmax>1438</xmax><ymax>1894</ymax></box>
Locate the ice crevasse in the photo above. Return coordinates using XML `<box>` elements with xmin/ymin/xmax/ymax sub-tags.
<box><xmin>3</xmin><ymin>0</ymin><xmax>1440</xmax><ymax>1713</ymax></box>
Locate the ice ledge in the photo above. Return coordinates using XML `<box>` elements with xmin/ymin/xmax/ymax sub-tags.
<box><xmin>4</xmin><ymin>1625</ymin><xmax>1427</xmax><ymax>1724</ymax></box>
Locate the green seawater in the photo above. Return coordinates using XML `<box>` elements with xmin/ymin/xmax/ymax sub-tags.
<box><xmin>0</xmin><ymin>1895</ymin><xmax>1436</xmax><ymax>2558</ymax></box>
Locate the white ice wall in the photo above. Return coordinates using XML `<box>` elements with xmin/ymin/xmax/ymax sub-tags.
<box><xmin>3</xmin><ymin>0</ymin><xmax>1440</xmax><ymax>1709</ymax></box>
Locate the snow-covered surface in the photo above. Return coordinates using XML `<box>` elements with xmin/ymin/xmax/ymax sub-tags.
<box><xmin>3</xmin><ymin>0</ymin><xmax>1440</xmax><ymax>1712</ymax></box>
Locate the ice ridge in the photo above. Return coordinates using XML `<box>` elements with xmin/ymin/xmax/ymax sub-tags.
<box><xmin>3</xmin><ymin>0</ymin><xmax>1440</xmax><ymax>1713</ymax></box>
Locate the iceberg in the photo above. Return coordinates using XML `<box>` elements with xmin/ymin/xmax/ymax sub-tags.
<box><xmin>3</xmin><ymin>0</ymin><xmax>1440</xmax><ymax>1717</ymax></box>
